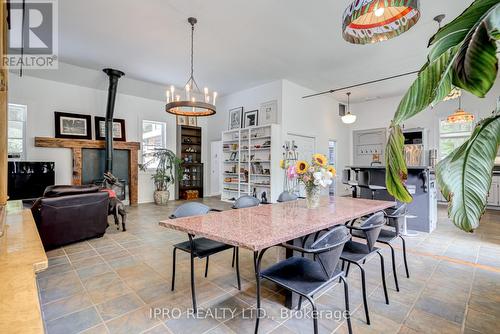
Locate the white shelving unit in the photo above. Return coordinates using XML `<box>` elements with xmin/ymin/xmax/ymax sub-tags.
<box><xmin>221</xmin><ymin>124</ymin><xmax>281</xmax><ymax>203</ymax></box>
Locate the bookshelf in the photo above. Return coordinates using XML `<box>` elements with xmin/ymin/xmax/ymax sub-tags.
<box><xmin>176</xmin><ymin>125</ymin><xmax>203</xmax><ymax>200</ymax></box>
<box><xmin>221</xmin><ymin>124</ymin><xmax>281</xmax><ymax>203</ymax></box>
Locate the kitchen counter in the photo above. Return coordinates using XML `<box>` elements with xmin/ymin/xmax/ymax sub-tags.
<box><xmin>348</xmin><ymin>165</ymin><xmax>432</xmax><ymax>170</ymax></box>
<box><xmin>0</xmin><ymin>201</ymin><xmax>48</xmax><ymax>334</ymax></box>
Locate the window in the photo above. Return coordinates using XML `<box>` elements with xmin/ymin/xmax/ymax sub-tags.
<box><xmin>8</xmin><ymin>104</ymin><xmax>27</xmax><ymax>159</ymax></box>
<box><xmin>142</xmin><ymin>120</ymin><xmax>167</xmax><ymax>168</ymax></box>
<box><xmin>439</xmin><ymin>119</ymin><xmax>475</xmax><ymax>160</ymax></box>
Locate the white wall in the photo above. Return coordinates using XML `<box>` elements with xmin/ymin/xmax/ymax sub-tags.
<box><xmin>349</xmin><ymin>79</ymin><xmax>500</xmax><ymax>163</ymax></box>
<box><xmin>208</xmin><ymin>79</ymin><xmax>351</xmax><ymax>196</ymax></box>
<box><xmin>8</xmin><ymin>65</ymin><xmax>209</xmax><ymax>203</ymax></box>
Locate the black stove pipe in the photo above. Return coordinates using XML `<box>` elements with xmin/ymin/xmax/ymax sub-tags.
<box><xmin>103</xmin><ymin>68</ymin><xmax>125</xmax><ymax>174</ymax></box>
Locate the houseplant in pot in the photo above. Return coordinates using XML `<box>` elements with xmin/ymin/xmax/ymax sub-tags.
<box><xmin>141</xmin><ymin>149</ymin><xmax>181</xmax><ymax>205</ymax></box>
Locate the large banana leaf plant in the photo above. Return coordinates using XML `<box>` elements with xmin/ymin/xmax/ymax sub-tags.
<box><xmin>386</xmin><ymin>0</ymin><xmax>500</xmax><ymax>232</ymax></box>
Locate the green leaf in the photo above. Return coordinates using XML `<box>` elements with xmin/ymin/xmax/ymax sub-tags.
<box><xmin>385</xmin><ymin>124</ymin><xmax>412</xmax><ymax>203</ymax></box>
<box><xmin>394</xmin><ymin>46</ymin><xmax>458</xmax><ymax>124</ymax></box>
<box><xmin>436</xmin><ymin>114</ymin><xmax>500</xmax><ymax>232</ymax></box>
<box><xmin>452</xmin><ymin>5</ymin><xmax>500</xmax><ymax>97</ymax></box>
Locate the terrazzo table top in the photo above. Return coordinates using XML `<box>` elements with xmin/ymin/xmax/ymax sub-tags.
<box><xmin>160</xmin><ymin>196</ymin><xmax>395</xmax><ymax>251</ymax></box>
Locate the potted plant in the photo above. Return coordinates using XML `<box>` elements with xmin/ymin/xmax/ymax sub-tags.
<box><xmin>141</xmin><ymin>149</ymin><xmax>182</xmax><ymax>205</ymax></box>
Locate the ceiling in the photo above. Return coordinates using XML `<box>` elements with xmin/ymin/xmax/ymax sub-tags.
<box><xmin>57</xmin><ymin>0</ymin><xmax>474</xmax><ymax>102</ymax></box>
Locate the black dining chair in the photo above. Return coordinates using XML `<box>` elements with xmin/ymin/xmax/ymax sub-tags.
<box><xmin>277</xmin><ymin>191</ymin><xmax>298</xmax><ymax>203</ymax></box>
<box><xmin>340</xmin><ymin>211</ymin><xmax>389</xmax><ymax>325</ymax></box>
<box><xmin>231</xmin><ymin>195</ymin><xmax>261</xmax><ymax>267</ymax></box>
<box><xmin>257</xmin><ymin>226</ymin><xmax>353</xmax><ymax>334</ymax></box>
<box><xmin>170</xmin><ymin>202</ymin><xmax>241</xmax><ymax>310</ymax></box>
<box><xmin>351</xmin><ymin>204</ymin><xmax>410</xmax><ymax>292</ymax></box>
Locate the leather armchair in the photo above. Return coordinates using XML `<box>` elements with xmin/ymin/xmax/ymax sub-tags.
<box><xmin>32</xmin><ymin>185</ymin><xmax>109</xmax><ymax>250</ymax></box>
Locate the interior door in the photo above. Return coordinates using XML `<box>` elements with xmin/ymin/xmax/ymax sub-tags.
<box><xmin>287</xmin><ymin>133</ymin><xmax>316</xmax><ymax>197</ymax></box>
<box><xmin>210</xmin><ymin>141</ymin><xmax>222</xmax><ymax>196</ymax></box>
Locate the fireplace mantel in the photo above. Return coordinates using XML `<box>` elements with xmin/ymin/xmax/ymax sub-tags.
<box><xmin>35</xmin><ymin>137</ymin><xmax>140</xmax><ymax>205</ymax></box>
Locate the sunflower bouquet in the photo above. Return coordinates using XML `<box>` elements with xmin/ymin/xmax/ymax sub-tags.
<box><xmin>281</xmin><ymin>153</ymin><xmax>336</xmax><ymax>208</ymax></box>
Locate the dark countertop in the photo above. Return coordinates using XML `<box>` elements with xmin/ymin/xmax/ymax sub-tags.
<box><xmin>348</xmin><ymin>165</ymin><xmax>431</xmax><ymax>170</ymax></box>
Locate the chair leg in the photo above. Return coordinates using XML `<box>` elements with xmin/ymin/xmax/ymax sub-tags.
<box><xmin>388</xmin><ymin>244</ymin><xmax>400</xmax><ymax>292</ymax></box>
<box><xmin>345</xmin><ymin>262</ymin><xmax>351</xmax><ymax>277</ymax></box>
<box><xmin>303</xmin><ymin>295</ymin><xmax>319</xmax><ymax>334</ymax></box>
<box><xmin>400</xmin><ymin>235</ymin><xmax>410</xmax><ymax>278</ymax></box>
<box><xmin>171</xmin><ymin>247</ymin><xmax>177</xmax><ymax>291</ymax></box>
<box><xmin>354</xmin><ymin>262</ymin><xmax>370</xmax><ymax>325</ymax></box>
<box><xmin>205</xmin><ymin>256</ymin><xmax>210</xmax><ymax>278</ymax></box>
<box><xmin>232</xmin><ymin>247</ymin><xmax>235</xmax><ymax>268</ymax></box>
<box><xmin>340</xmin><ymin>276</ymin><xmax>353</xmax><ymax>334</ymax></box>
<box><xmin>340</xmin><ymin>260</ymin><xmax>345</xmax><ymax>283</ymax></box>
<box><xmin>235</xmin><ymin>247</ymin><xmax>241</xmax><ymax>290</ymax></box>
<box><xmin>190</xmin><ymin>254</ymin><xmax>197</xmax><ymax>311</ymax></box>
<box><xmin>377</xmin><ymin>251</ymin><xmax>389</xmax><ymax>305</ymax></box>
<box><xmin>297</xmin><ymin>296</ymin><xmax>303</xmax><ymax>310</ymax></box>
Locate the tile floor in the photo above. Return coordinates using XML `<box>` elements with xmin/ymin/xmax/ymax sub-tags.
<box><xmin>36</xmin><ymin>198</ymin><xmax>500</xmax><ymax>334</ymax></box>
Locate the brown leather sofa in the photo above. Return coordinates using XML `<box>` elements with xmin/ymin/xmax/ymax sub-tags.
<box><xmin>31</xmin><ymin>185</ymin><xmax>109</xmax><ymax>250</ymax></box>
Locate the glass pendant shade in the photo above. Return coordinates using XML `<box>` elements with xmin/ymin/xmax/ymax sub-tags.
<box><xmin>342</xmin><ymin>113</ymin><xmax>357</xmax><ymax>124</ymax></box>
<box><xmin>447</xmin><ymin>95</ymin><xmax>474</xmax><ymax>123</ymax></box>
<box><xmin>165</xmin><ymin>17</ymin><xmax>216</xmax><ymax>117</ymax></box>
<box><xmin>343</xmin><ymin>0</ymin><xmax>421</xmax><ymax>44</ymax></box>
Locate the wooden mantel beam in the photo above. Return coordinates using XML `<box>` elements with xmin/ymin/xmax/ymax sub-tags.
<box><xmin>35</xmin><ymin>137</ymin><xmax>141</xmax><ymax>206</ymax></box>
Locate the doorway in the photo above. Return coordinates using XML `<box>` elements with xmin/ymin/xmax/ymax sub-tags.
<box><xmin>210</xmin><ymin>141</ymin><xmax>222</xmax><ymax>196</ymax></box>
<box><xmin>287</xmin><ymin>133</ymin><xmax>316</xmax><ymax>197</ymax></box>
<box><xmin>328</xmin><ymin>140</ymin><xmax>337</xmax><ymax>196</ymax></box>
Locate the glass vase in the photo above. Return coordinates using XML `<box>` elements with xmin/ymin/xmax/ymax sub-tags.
<box><xmin>305</xmin><ymin>186</ymin><xmax>321</xmax><ymax>209</ymax></box>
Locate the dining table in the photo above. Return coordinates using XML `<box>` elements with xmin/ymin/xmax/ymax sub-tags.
<box><xmin>159</xmin><ymin>196</ymin><xmax>395</xmax><ymax>333</ymax></box>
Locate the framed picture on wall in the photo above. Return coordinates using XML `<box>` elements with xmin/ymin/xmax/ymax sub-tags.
<box><xmin>94</xmin><ymin>116</ymin><xmax>126</xmax><ymax>141</ymax></box>
<box><xmin>188</xmin><ymin>116</ymin><xmax>197</xmax><ymax>127</ymax></box>
<box><xmin>259</xmin><ymin>100</ymin><xmax>278</xmax><ymax>125</ymax></box>
<box><xmin>243</xmin><ymin>110</ymin><xmax>259</xmax><ymax>128</ymax></box>
<box><xmin>229</xmin><ymin>107</ymin><xmax>243</xmax><ymax>130</ymax></box>
<box><xmin>177</xmin><ymin>116</ymin><xmax>187</xmax><ymax>126</ymax></box>
<box><xmin>54</xmin><ymin>112</ymin><xmax>92</xmax><ymax>140</ymax></box>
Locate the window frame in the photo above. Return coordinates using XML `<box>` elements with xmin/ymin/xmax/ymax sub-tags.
<box><xmin>7</xmin><ymin>103</ymin><xmax>27</xmax><ymax>160</ymax></box>
<box><xmin>438</xmin><ymin>117</ymin><xmax>475</xmax><ymax>161</ymax></box>
<box><xmin>141</xmin><ymin>119</ymin><xmax>168</xmax><ymax>170</ymax></box>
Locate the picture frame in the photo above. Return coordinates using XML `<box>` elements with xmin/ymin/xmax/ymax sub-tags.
<box><xmin>259</xmin><ymin>100</ymin><xmax>278</xmax><ymax>125</ymax></box>
<box><xmin>177</xmin><ymin>116</ymin><xmax>187</xmax><ymax>126</ymax></box>
<box><xmin>228</xmin><ymin>107</ymin><xmax>243</xmax><ymax>130</ymax></box>
<box><xmin>94</xmin><ymin>116</ymin><xmax>126</xmax><ymax>141</ymax></box>
<box><xmin>54</xmin><ymin>112</ymin><xmax>92</xmax><ymax>140</ymax></box>
<box><xmin>243</xmin><ymin>110</ymin><xmax>259</xmax><ymax>128</ymax></box>
<box><xmin>188</xmin><ymin>116</ymin><xmax>197</xmax><ymax>127</ymax></box>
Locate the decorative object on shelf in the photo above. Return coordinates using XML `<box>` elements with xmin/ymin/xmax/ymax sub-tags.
<box><xmin>244</xmin><ymin>110</ymin><xmax>259</xmax><ymax>128</ymax></box>
<box><xmin>447</xmin><ymin>94</ymin><xmax>475</xmax><ymax>124</ymax></box>
<box><xmin>285</xmin><ymin>153</ymin><xmax>336</xmax><ymax>209</ymax></box>
<box><xmin>342</xmin><ymin>0</ymin><xmax>421</xmax><ymax>45</ymax></box>
<box><xmin>54</xmin><ymin>112</ymin><xmax>92</xmax><ymax>140</ymax></box>
<box><xmin>94</xmin><ymin>116</ymin><xmax>126</xmax><ymax>141</ymax></box>
<box><xmin>165</xmin><ymin>17</ymin><xmax>216</xmax><ymax>117</ymax></box>
<box><xmin>259</xmin><ymin>100</ymin><xmax>278</xmax><ymax>125</ymax></box>
<box><xmin>229</xmin><ymin>107</ymin><xmax>243</xmax><ymax>129</ymax></box>
<box><xmin>177</xmin><ymin>116</ymin><xmax>187</xmax><ymax>126</ymax></box>
<box><xmin>188</xmin><ymin>116</ymin><xmax>197</xmax><ymax>126</ymax></box>
<box><xmin>341</xmin><ymin>92</ymin><xmax>357</xmax><ymax>124</ymax></box>
<box><xmin>140</xmin><ymin>149</ymin><xmax>181</xmax><ymax>205</ymax></box>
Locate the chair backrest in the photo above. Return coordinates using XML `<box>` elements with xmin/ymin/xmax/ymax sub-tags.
<box><xmin>385</xmin><ymin>204</ymin><xmax>407</xmax><ymax>233</ymax></box>
<box><xmin>311</xmin><ymin>225</ymin><xmax>351</xmax><ymax>279</ymax></box>
<box><xmin>341</xmin><ymin>169</ymin><xmax>351</xmax><ymax>185</ymax></box>
<box><xmin>357</xmin><ymin>171</ymin><xmax>370</xmax><ymax>187</ymax></box>
<box><xmin>232</xmin><ymin>195</ymin><xmax>260</xmax><ymax>209</ymax></box>
<box><xmin>359</xmin><ymin>212</ymin><xmax>386</xmax><ymax>251</ymax></box>
<box><xmin>277</xmin><ymin>191</ymin><xmax>298</xmax><ymax>203</ymax></box>
<box><xmin>170</xmin><ymin>202</ymin><xmax>210</xmax><ymax>219</ymax></box>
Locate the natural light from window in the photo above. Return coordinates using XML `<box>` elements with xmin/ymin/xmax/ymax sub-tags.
<box><xmin>8</xmin><ymin>104</ymin><xmax>27</xmax><ymax>160</ymax></box>
<box><xmin>439</xmin><ymin>119</ymin><xmax>475</xmax><ymax>161</ymax></box>
<box><xmin>142</xmin><ymin>120</ymin><xmax>167</xmax><ymax>169</ymax></box>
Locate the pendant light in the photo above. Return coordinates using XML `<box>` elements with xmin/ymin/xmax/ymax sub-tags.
<box><xmin>342</xmin><ymin>92</ymin><xmax>357</xmax><ymax>124</ymax></box>
<box><xmin>165</xmin><ymin>17</ymin><xmax>216</xmax><ymax>117</ymax></box>
<box><xmin>342</xmin><ymin>0</ymin><xmax>421</xmax><ymax>45</ymax></box>
<box><xmin>447</xmin><ymin>94</ymin><xmax>474</xmax><ymax>124</ymax></box>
